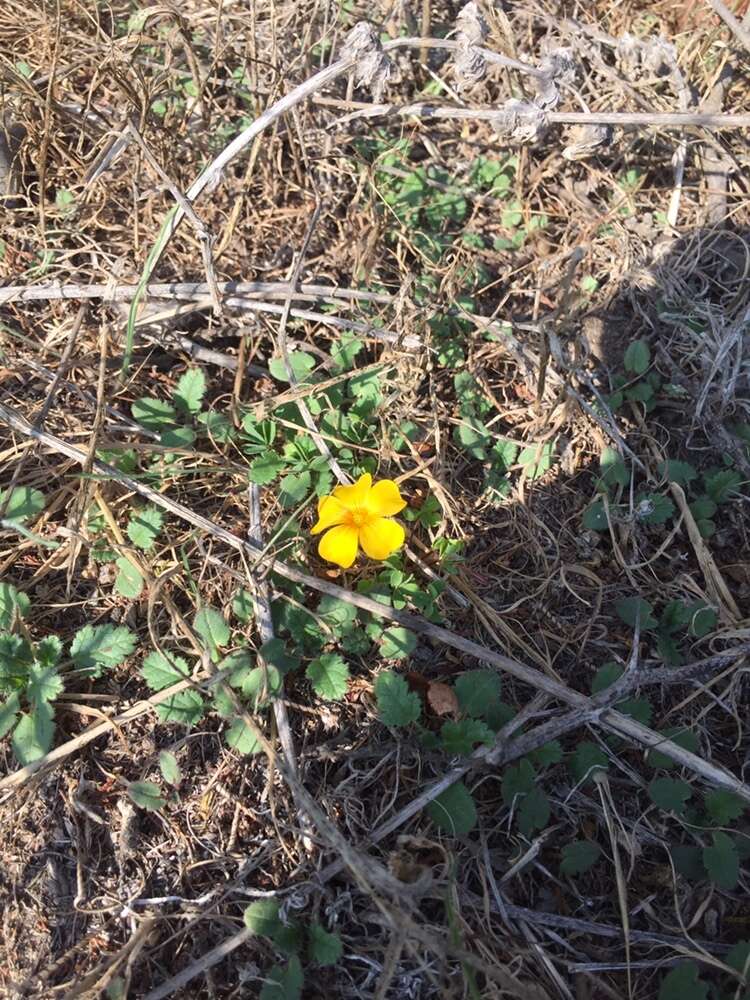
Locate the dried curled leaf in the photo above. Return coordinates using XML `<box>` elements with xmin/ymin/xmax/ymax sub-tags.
<box><xmin>534</xmin><ymin>47</ymin><xmax>578</xmax><ymax>110</ymax></box>
<box><xmin>426</xmin><ymin>681</ymin><xmax>459</xmax><ymax>717</ymax></box>
<box><xmin>454</xmin><ymin>2</ymin><xmax>489</xmax><ymax>90</ymax></box>
<box><xmin>562</xmin><ymin>123</ymin><xmax>613</xmax><ymax>161</ymax></box>
<box><xmin>343</xmin><ymin>22</ymin><xmax>391</xmax><ymax>101</ymax></box>
<box><xmin>492</xmin><ymin>100</ymin><xmax>548</xmax><ymax>146</ymax></box>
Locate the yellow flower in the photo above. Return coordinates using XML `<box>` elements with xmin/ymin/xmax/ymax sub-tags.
<box><xmin>311</xmin><ymin>473</ymin><xmax>407</xmax><ymax>569</ymax></box>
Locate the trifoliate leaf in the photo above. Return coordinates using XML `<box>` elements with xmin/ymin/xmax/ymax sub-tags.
<box><xmin>570</xmin><ymin>741</ymin><xmax>609</xmax><ymax>783</ymax></box>
<box><xmin>0</xmin><ymin>582</ymin><xmax>30</xmax><ymax>628</ymax></box>
<box><xmin>70</xmin><ymin>624</ymin><xmax>137</xmax><ymax>677</ymax></box>
<box><xmin>12</xmin><ymin>703</ymin><xmax>54</xmax><ymax>764</ymax></box>
<box><xmin>648</xmin><ymin>776</ymin><xmax>692</xmax><ymax>815</ymax></box>
<box><xmin>615</xmin><ymin>596</ymin><xmax>657</xmax><ymax>630</ymax></box>
<box><xmin>518</xmin><ymin>785</ymin><xmax>550</xmax><ymax>836</ymax></box>
<box><xmin>624</xmin><ymin>339</ymin><xmax>650</xmax><ymax>376</ymax></box>
<box><xmin>155</xmin><ymin>689</ymin><xmax>204</xmax><ymax>726</ymax></box>
<box><xmin>307</xmin><ymin>654</ymin><xmax>349</xmax><ymax>700</ymax></box>
<box><xmin>380</xmin><ymin>627</ymin><xmax>417</xmax><ymax>660</ymax></box>
<box><xmin>225</xmin><ymin>716</ymin><xmax>262</xmax><ymax>755</ymax></box>
<box><xmin>126</xmin><ymin>506</ymin><xmax>163</xmax><ymax>550</ymax></box>
<box><xmin>454</xmin><ymin>669</ymin><xmax>501</xmax><ymax>719</ymax></box>
<box><xmin>374</xmin><ymin>671</ymin><xmax>421</xmax><ymax>727</ymax></box>
<box><xmin>244</xmin><ymin>899</ymin><xmax>282</xmax><ymax>936</ymax></box>
<box><xmin>502</xmin><ymin>759</ymin><xmax>536</xmax><ymax>805</ymax></box>
<box><xmin>194</xmin><ymin>606</ymin><xmax>231</xmax><ymax>661</ymax></box>
<box><xmin>704</xmin><ymin>789</ymin><xmax>746</xmax><ymax>826</ymax></box>
<box><xmin>426</xmin><ymin>781</ymin><xmax>477</xmax><ymax>835</ymax></box>
<box><xmin>158</xmin><ymin>750</ymin><xmax>181</xmax><ymax>786</ymax></box>
<box><xmin>259</xmin><ymin>956</ymin><xmax>303</xmax><ymax>1000</ymax></box>
<box><xmin>308</xmin><ymin>923</ymin><xmax>343</xmax><ymax>966</ymax></box>
<box><xmin>560</xmin><ymin>840</ymin><xmax>602</xmax><ymax>876</ymax></box>
<box><xmin>248</xmin><ymin>452</ymin><xmax>285</xmax><ymax>485</ymax></box>
<box><xmin>141</xmin><ymin>651</ymin><xmax>190</xmax><ymax>690</ymax></box>
<box><xmin>658</xmin><ymin>963</ymin><xmax>708</xmax><ymax>1000</ymax></box>
<box><xmin>128</xmin><ymin>781</ymin><xmax>166</xmax><ymax>812</ymax></box>
<box><xmin>703</xmin><ymin>831</ymin><xmax>739</xmax><ymax>890</ymax></box>
<box><xmin>0</xmin><ymin>486</ymin><xmax>45</xmax><ymax>524</ymax></box>
<box><xmin>174</xmin><ymin>367</ymin><xmax>206</xmax><ymax>415</ymax></box>
<box><xmin>132</xmin><ymin>397</ymin><xmax>178</xmax><ymax>432</ymax></box>
<box><xmin>440</xmin><ymin>718</ymin><xmax>493</xmax><ymax>755</ymax></box>
<box><xmin>115</xmin><ymin>557</ymin><xmax>143</xmax><ymax>599</ymax></box>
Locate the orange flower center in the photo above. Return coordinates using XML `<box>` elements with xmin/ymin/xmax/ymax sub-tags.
<box><xmin>346</xmin><ymin>507</ymin><xmax>371</xmax><ymax>529</ymax></box>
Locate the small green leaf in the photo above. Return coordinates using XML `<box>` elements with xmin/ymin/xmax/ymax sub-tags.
<box><xmin>624</xmin><ymin>339</ymin><xmax>650</xmax><ymax>375</ymax></box>
<box><xmin>374</xmin><ymin>671</ymin><xmax>421</xmax><ymax>727</ymax></box>
<box><xmin>308</xmin><ymin>923</ymin><xmax>343</xmax><ymax>966</ymax></box>
<box><xmin>159</xmin><ymin>426</ymin><xmax>196</xmax><ymax>450</ymax></box>
<box><xmin>648</xmin><ymin>776</ymin><xmax>692</xmax><ymax>815</ymax></box>
<box><xmin>317</xmin><ymin>594</ymin><xmax>358</xmax><ymax>631</ymax></box>
<box><xmin>259</xmin><ymin>956</ymin><xmax>303</xmax><ymax>1000</ymax></box>
<box><xmin>70</xmin><ymin>624</ymin><xmax>137</xmax><ymax>677</ymax></box>
<box><xmin>726</xmin><ymin>940</ymin><xmax>750</xmax><ymax>975</ymax></box>
<box><xmin>0</xmin><ymin>692</ymin><xmax>20</xmax><ymax>739</ymax></box>
<box><xmin>0</xmin><ymin>633</ymin><xmax>34</xmax><ymax>687</ymax></box>
<box><xmin>34</xmin><ymin>635</ymin><xmax>63</xmax><ymax>671</ymax></box>
<box><xmin>689</xmin><ymin>496</ymin><xmax>717</xmax><ymax>522</ymax></box>
<box><xmin>11</xmin><ymin>703</ymin><xmax>55</xmax><ymax>764</ymax></box>
<box><xmin>704</xmin><ymin>468</ymin><xmax>741</xmax><ymax>504</ymax></box>
<box><xmin>249</xmin><ymin>452</ymin><xmax>285</xmax><ymax>485</ymax></box>
<box><xmin>518</xmin><ymin>785</ymin><xmax>550</xmax><ymax>836</ymax></box>
<box><xmin>502</xmin><ymin>759</ymin><xmax>536</xmax><ymax>804</ymax></box>
<box><xmin>658</xmin><ymin>460</ymin><xmax>697</xmax><ymax>487</ymax></box>
<box><xmin>0</xmin><ymin>582</ymin><xmax>30</xmax><ymax>628</ymax></box>
<box><xmin>615</xmin><ymin>597</ymin><xmax>657</xmax><ymax>630</ymax></box>
<box><xmin>331</xmin><ymin>333</ymin><xmax>364</xmax><ymax>373</ymax></box>
<box><xmin>128</xmin><ymin>781</ymin><xmax>166</xmax><ymax>812</ymax></box>
<box><xmin>278</xmin><ymin>471</ymin><xmax>312</xmax><ymax>508</ymax></box>
<box><xmin>453</xmin><ymin>419</ymin><xmax>490</xmax><ymax>460</ymax></box>
<box><xmin>225</xmin><ymin>716</ymin><xmax>263</xmax><ymax>755</ymax></box>
<box><xmin>582</xmin><ymin>500</ymin><xmax>609</xmax><ymax>531</ymax></box>
<box><xmin>440</xmin><ymin>718</ymin><xmax>493</xmax><ymax>755</ymax></box>
<box><xmin>232</xmin><ymin>589</ymin><xmax>254</xmax><ymax>623</ymax></box>
<box><xmin>131</xmin><ymin>397</ymin><xmax>179</xmax><ymax>432</ymax></box>
<box><xmin>703</xmin><ymin>832</ymin><xmax>740</xmax><ymax>890</ymax></box>
<box><xmin>244</xmin><ymin>898</ymin><xmax>282</xmax><ymax>936</ymax></box>
<box><xmin>0</xmin><ymin>486</ymin><xmax>45</xmax><ymax>524</ymax></box>
<box><xmin>115</xmin><ymin>557</ymin><xmax>144</xmax><ymax>599</ymax></box>
<box><xmin>570</xmin><ymin>741</ymin><xmax>609</xmax><ymax>783</ymax></box>
<box><xmin>155</xmin><ymin>690</ymin><xmax>204</xmax><ymax>726</ymax></box>
<box><xmin>672</xmin><ymin>844</ymin><xmax>704</xmax><ymax>881</ymax></box>
<box><xmin>704</xmin><ymin>789</ymin><xmax>745</xmax><ymax>826</ymax></box>
<box><xmin>426</xmin><ymin>780</ymin><xmax>477</xmax><ymax>835</ymax></box>
<box><xmin>174</xmin><ymin>367</ymin><xmax>206</xmax><ymax>415</ymax></box>
<box><xmin>126</xmin><ymin>506</ymin><xmax>163</xmax><ymax>550</ymax></box>
<box><xmin>194</xmin><ymin>606</ymin><xmax>231</xmax><ymax>661</ymax></box>
<box><xmin>658</xmin><ymin>962</ymin><xmax>708</xmax><ymax>1000</ymax></box>
<box><xmin>380</xmin><ymin>626</ymin><xmax>417</xmax><ymax>660</ymax></box>
<box><xmin>647</xmin><ymin>727</ymin><xmax>700</xmax><ymax>769</ymax></box>
<box><xmin>259</xmin><ymin>638</ymin><xmax>301</xmax><ymax>675</ymax></box>
<box><xmin>519</xmin><ymin>443</ymin><xmax>554</xmax><ymax>480</ymax></box>
<box><xmin>560</xmin><ymin>840</ymin><xmax>602</xmax><ymax>876</ymax></box>
<box><xmin>599</xmin><ymin>447</ymin><xmax>629</xmax><ymax>490</ymax></box>
<box><xmin>141</xmin><ymin>651</ymin><xmax>190</xmax><ymax>690</ymax></box>
<box><xmin>591</xmin><ymin>661</ymin><xmax>623</xmax><ymax>694</ymax></box>
<box><xmin>198</xmin><ymin>409</ymin><xmax>234</xmax><ymax>442</ymax></box>
<box><xmin>687</xmin><ymin>602</ymin><xmax>716</xmax><ymax>639</ymax></box>
<box><xmin>27</xmin><ymin>664</ymin><xmax>63</xmax><ymax>705</ymax></box>
<box><xmin>307</xmin><ymin>654</ymin><xmax>349</xmax><ymax>700</ymax></box>
<box><xmin>454</xmin><ymin>670</ymin><xmax>501</xmax><ymax>719</ymax></box>
<box><xmin>269</xmin><ymin>352</ymin><xmax>316</xmax><ymax>384</ymax></box>
<box><xmin>158</xmin><ymin>750</ymin><xmax>181</xmax><ymax>786</ymax></box>
<box><xmin>531</xmin><ymin>740</ymin><xmax>563</xmax><ymax>767</ymax></box>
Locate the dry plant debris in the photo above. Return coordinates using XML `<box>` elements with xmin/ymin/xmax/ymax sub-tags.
<box><xmin>1</xmin><ymin>1</ymin><xmax>750</xmax><ymax>998</ymax></box>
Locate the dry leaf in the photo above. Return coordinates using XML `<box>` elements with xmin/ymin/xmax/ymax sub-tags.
<box><xmin>427</xmin><ymin>681</ymin><xmax>459</xmax><ymax>717</ymax></box>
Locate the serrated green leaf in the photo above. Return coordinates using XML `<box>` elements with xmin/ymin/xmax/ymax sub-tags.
<box><xmin>128</xmin><ymin>780</ymin><xmax>166</xmax><ymax>811</ymax></box>
<box><xmin>658</xmin><ymin>962</ymin><xmax>708</xmax><ymax>1000</ymax></box>
<box><xmin>132</xmin><ymin>397</ymin><xmax>178</xmax><ymax>432</ymax></box>
<box><xmin>159</xmin><ymin>426</ymin><xmax>196</xmax><ymax>451</ymax></box>
<box><xmin>174</xmin><ymin>367</ymin><xmax>206</xmax><ymax>415</ymax></box>
<box><xmin>248</xmin><ymin>452</ymin><xmax>285</xmax><ymax>485</ymax></box>
<box><xmin>307</xmin><ymin>654</ymin><xmax>349</xmax><ymax>700</ymax></box>
<box><xmin>0</xmin><ymin>486</ymin><xmax>45</xmax><ymax>524</ymax></box>
<box><xmin>114</xmin><ymin>557</ymin><xmax>143</xmax><ymax>599</ymax></box>
<box><xmin>0</xmin><ymin>582</ymin><xmax>30</xmax><ymax>629</ymax></box>
<box><xmin>70</xmin><ymin>624</ymin><xmax>137</xmax><ymax>678</ymax></box>
<box><xmin>519</xmin><ymin>443</ymin><xmax>554</xmax><ymax>480</ymax></box>
<box><xmin>374</xmin><ymin>671</ymin><xmax>421</xmax><ymax>727</ymax></box>
<box><xmin>27</xmin><ymin>663</ymin><xmax>63</xmax><ymax>705</ymax></box>
<box><xmin>380</xmin><ymin>626</ymin><xmax>417</xmax><ymax>660</ymax></box>
<box><xmin>530</xmin><ymin>740</ymin><xmax>563</xmax><ymax>767</ymax></box>
<box><xmin>159</xmin><ymin>750</ymin><xmax>181</xmax><ymax>786</ymax></box>
<box><xmin>560</xmin><ymin>840</ymin><xmax>602</xmax><ymax>876</ymax></box>
<box><xmin>591</xmin><ymin>661</ymin><xmax>623</xmax><ymax>694</ymax></box>
<box><xmin>141</xmin><ymin>651</ymin><xmax>190</xmax><ymax>690</ymax></box>
<box><xmin>231</xmin><ymin>659</ymin><xmax>282</xmax><ymax>708</ymax></box>
<box><xmin>259</xmin><ymin>955</ymin><xmax>303</xmax><ymax>1000</ymax></box>
<box><xmin>636</xmin><ymin>493</ymin><xmax>675</xmax><ymax>525</ymax></box>
<box><xmin>212</xmin><ymin>685</ymin><xmax>235</xmax><ymax>718</ymax></box>
<box><xmin>454</xmin><ymin>669</ymin><xmax>501</xmax><ymax>719</ymax></box>
<box><xmin>440</xmin><ymin>718</ymin><xmax>493</xmax><ymax>755</ymax></box>
<box><xmin>259</xmin><ymin>638</ymin><xmax>301</xmax><ymax>675</ymax></box>
<box><xmin>0</xmin><ymin>633</ymin><xmax>34</xmax><ymax>689</ymax></box>
<box><xmin>225</xmin><ymin>716</ymin><xmax>263</xmax><ymax>755</ymax></box>
<box><xmin>269</xmin><ymin>352</ymin><xmax>316</xmax><ymax>384</ymax></box>
<box><xmin>156</xmin><ymin>689</ymin><xmax>204</xmax><ymax>726</ymax></box>
<box><xmin>126</xmin><ymin>506</ymin><xmax>163</xmax><ymax>550</ymax></box>
<box><xmin>502</xmin><ymin>759</ymin><xmax>536</xmax><ymax>804</ymax></box>
<box><xmin>426</xmin><ymin>780</ymin><xmax>477</xmax><ymax>835</ymax></box>
<box><xmin>615</xmin><ymin>597</ymin><xmax>657</xmax><ymax>630</ymax></box>
<box><xmin>453</xmin><ymin>419</ymin><xmax>490</xmax><ymax>460</ymax></box>
<box><xmin>624</xmin><ymin>339</ymin><xmax>650</xmax><ymax>376</ymax></box>
<box><xmin>35</xmin><ymin>635</ymin><xmax>63</xmax><ymax>671</ymax></box>
<box><xmin>308</xmin><ymin>923</ymin><xmax>343</xmax><ymax>966</ymax></box>
<box><xmin>317</xmin><ymin>594</ymin><xmax>358</xmax><ymax>631</ymax></box>
<box><xmin>278</xmin><ymin>471</ymin><xmax>312</xmax><ymax>509</ymax></box>
<box><xmin>244</xmin><ymin>898</ymin><xmax>282</xmax><ymax>936</ymax></box>
<box><xmin>194</xmin><ymin>606</ymin><xmax>231</xmax><ymax>661</ymax></box>
<box><xmin>658</xmin><ymin>460</ymin><xmax>697</xmax><ymax>487</ymax></box>
<box><xmin>570</xmin><ymin>741</ymin><xmax>609</xmax><ymax>783</ymax></box>
<box><xmin>648</xmin><ymin>776</ymin><xmax>692</xmax><ymax>815</ymax></box>
<box><xmin>11</xmin><ymin>704</ymin><xmax>54</xmax><ymax>764</ymax></box>
<box><xmin>690</xmin><ymin>496</ymin><xmax>717</xmax><ymax>522</ymax></box>
<box><xmin>704</xmin><ymin>789</ymin><xmax>746</xmax><ymax>826</ymax></box>
<box><xmin>0</xmin><ymin>691</ymin><xmax>20</xmax><ymax>739</ymax></box>
<box><xmin>704</xmin><ymin>468</ymin><xmax>741</xmax><ymax>504</ymax></box>
<box><xmin>704</xmin><ymin>831</ymin><xmax>739</xmax><ymax>890</ymax></box>
<box><xmin>198</xmin><ymin>409</ymin><xmax>234</xmax><ymax>443</ymax></box>
<box><xmin>517</xmin><ymin>785</ymin><xmax>550</xmax><ymax>836</ymax></box>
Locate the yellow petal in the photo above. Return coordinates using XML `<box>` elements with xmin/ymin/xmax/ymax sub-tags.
<box><xmin>366</xmin><ymin>479</ymin><xmax>406</xmax><ymax>517</ymax></box>
<box><xmin>359</xmin><ymin>517</ymin><xmax>405</xmax><ymax>561</ymax></box>
<box><xmin>318</xmin><ymin>524</ymin><xmax>360</xmax><ymax>568</ymax></box>
<box><xmin>332</xmin><ymin>472</ymin><xmax>372</xmax><ymax>509</ymax></box>
<box><xmin>311</xmin><ymin>495</ymin><xmax>347</xmax><ymax>535</ymax></box>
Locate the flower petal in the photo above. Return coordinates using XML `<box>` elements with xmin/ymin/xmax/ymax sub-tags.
<box><xmin>332</xmin><ymin>472</ymin><xmax>372</xmax><ymax>509</ymax></box>
<box><xmin>311</xmin><ymin>495</ymin><xmax>347</xmax><ymax>535</ymax></box>
<box><xmin>366</xmin><ymin>479</ymin><xmax>406</xmax><ymax>517</ymax></box>
<box><xmin>359</xmin><ymin>517</ymin><xmax>405</xmax><ymax>561</ymax></box>
<box><xmin>318</xmin><ymin>524</ymin><xmax>360</xmax><ymax>568</ymax></box>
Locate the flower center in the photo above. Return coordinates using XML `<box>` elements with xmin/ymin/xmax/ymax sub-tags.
<box><xmin>347</xmin><ymin>507</ymin><xmax>370</xmax><ymax>529</ymax></box>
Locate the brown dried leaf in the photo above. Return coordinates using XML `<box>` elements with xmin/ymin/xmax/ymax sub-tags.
<box><xmin>426</xmin><ymin>681</ymin><xmax>459</xmax><ymax>717</ymax></box>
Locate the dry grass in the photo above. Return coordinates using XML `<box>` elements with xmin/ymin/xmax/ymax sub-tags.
<box><xmin>1</xmin><ymin>1</ymin><xmax>750</xmax><ymax>998</ymax></box>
